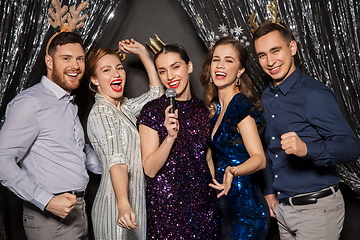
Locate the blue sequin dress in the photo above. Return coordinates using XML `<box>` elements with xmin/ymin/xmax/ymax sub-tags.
<box><xmin>211</xmin><ymin>93</ymin><xmax>268</xmax><ymax>240</ymax></box>
<box><xmin>138</xmin><ymin>94</ymin><xmax>220</xmax><ymax>239</ymax></box>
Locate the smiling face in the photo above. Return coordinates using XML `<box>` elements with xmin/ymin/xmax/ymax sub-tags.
<box><xmin>90</xmin><ymin>54</ymin><xmax>126</xmax><ymax>105</ymax></box>
<box><xmin>254</xmin><ymin>30</ymin><xmax>297</xmax><ymax>86</ymax></box>
<box><xmin>155</xmin><ymin>52</ymin><xmax>193</xmax><ymax>101</ymax></box>
<box><xmin>210</xmin><ymin>44</ymin><xmax>245</xmax><ymax>90</ymax></box>
<box><xmin>46</xmin><ymin>43</ymin><xmax>85</xmax><ymax>93</ymax></box>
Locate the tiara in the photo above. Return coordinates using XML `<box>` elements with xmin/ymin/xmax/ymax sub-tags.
<box><xmin>145</xmin><ymin>34</ymin><xmax>166</xmax><ymax>55</ymax></box>
<box><xmin>46</xmin><ymin>0</ymin><xmax>89</xmax><ymax>55</ymax></box>
<box><xmin>249</xmin><ymin>0</ymin><xmax>281</xmax><ymax>33</ymax></box>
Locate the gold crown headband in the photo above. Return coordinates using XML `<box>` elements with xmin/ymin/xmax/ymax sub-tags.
<box><xmin>46</xmin><ymin>0</ymin><xmax>89</xmax><ymax>55</ymax></box>
<box><xmin>145</xmin><ymin>34</ymin><xmax>166</xmax><ymax>55</ymax></box>
<box><xmin>249</xmin><ymin>0</ymin><xmax>281</xmax><ymax>33</ymax></box>
<box><xmin>114</xmin><ymin>49</ymin><xmax>126</xmax><ymax>62</ymax></box>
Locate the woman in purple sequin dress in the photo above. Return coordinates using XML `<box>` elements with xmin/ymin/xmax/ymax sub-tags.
<box><xmin>137</xmin><ymin>45</ymin><xmax>220</xmax><ymax>239</ymax></box>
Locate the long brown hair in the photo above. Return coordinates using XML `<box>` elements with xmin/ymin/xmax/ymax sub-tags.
<box><xmin>86</xmin><ymin>47</ymin><xmax>124</xmax><ymax>94</ymax></box>
<box><xmin>200</xmin><ymin>36</ymin><xmax>262</xmax><ymax>118</ymax></box>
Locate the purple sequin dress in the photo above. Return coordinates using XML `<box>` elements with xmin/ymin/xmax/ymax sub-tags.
<box><xmin>138</xmin><ymin>95</ymin><xmax>220</xmax><ymax>239</ymax></box>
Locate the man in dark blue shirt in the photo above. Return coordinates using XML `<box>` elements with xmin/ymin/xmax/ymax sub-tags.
<box><xmin>253</xmin><ymin>21</ymin><xmax>360</xmax><ymax>239</ymax></box>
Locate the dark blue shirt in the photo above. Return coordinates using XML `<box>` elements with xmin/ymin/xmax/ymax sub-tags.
<box><xmin>262</xmin><ymin>68</ymin><xmax>360</xmax><ymax>199</ymax></box>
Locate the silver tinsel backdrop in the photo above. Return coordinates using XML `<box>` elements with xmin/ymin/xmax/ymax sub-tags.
<box><xmin>0</xmin><ymin>0</ymin><xmax>122</xmax><ymax>120</ymax></box>
<box><xmin>179</xmin><ymin>0</ymin><xmax>360</xmax><ymax>195</ymax></box>
<box><xmin>0</xmin><ymin>0</ymin><xmax>359</xmax><ymax>194</ymax></box>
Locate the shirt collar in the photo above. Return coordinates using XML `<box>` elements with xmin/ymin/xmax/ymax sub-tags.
<box><xmin>269</xmin><ymin>68</ymin><xmax>301</xmax><ymax>95</ymax></box>
<box><xmin>41</xmin><ymin>76</ymin><xmax>75</xmax><ymax>101</ymax></box>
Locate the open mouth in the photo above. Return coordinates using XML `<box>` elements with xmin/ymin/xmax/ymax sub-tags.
<box><xmin>215</xmin><ymin>71</ymin><xmax>227</xmax><ymax>79</ymax></box>
<box><xmin>110</xmin><ymin>79</ymin><xmax>123</xmax><ymax>92</ymax></box>
<box><xmin>168</xmin><ymin>79</ymin><xmax>180</xmax><ymax>89</ymax></box>
<box><xmin>66</xmin><ymin>72</ymin><xmax>80</xmax><ymax>79</ymax></box>
<box><xmin>269</xmin><ymin>65</ymin><xmax>281</xmax><ymax>74</ymax></box>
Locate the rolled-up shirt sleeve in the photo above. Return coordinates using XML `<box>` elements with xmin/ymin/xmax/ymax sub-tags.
<box><xmin>305</xmin><ymin>89</ymin><xmax>360</xmax><ymax>166</ymax></box>
<box><xmin>0</xmin><ymin>96</ymin><xmax>53</xmax><ymax>210</ymax></box>
<box><xmin>87</xmin><ymin>106</ymin><xmax>130</xmax><ymax>171</ymax></box>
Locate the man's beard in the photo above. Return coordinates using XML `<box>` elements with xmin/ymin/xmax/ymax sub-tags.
<box><xmin>51</xmin><ymin>65</ymin><xmax>82</xmax><ymax>92</ymax></box>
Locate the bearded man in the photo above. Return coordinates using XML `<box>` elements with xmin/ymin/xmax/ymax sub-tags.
<box><xmin>0</xmin><ymin>32</ymin><xmax>101</xmax><ymax>240</ymax></box>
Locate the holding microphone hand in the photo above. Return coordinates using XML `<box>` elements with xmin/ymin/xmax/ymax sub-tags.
<box><xmin>164</xmin><ymin>106</ymin><xmax>179</xmax><ymax>139</ymax></box>
<box><xmin>165</xmin><ymin>88</ymin><xmax>177</xmax><ymax>113</ymax></box>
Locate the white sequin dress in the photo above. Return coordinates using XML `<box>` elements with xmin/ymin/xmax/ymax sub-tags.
<box><xmin>87</xmin><ymin>86</ymin><xmax>163</xmax><ymax>240</ymax></box>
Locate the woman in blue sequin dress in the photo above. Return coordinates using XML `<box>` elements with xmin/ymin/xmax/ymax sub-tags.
<box><xmin>200</xmin><ymin>36</ymin><xmax>269</xmax><ymax>239</ymax></box>
<box><xmin>137</xmin><ymin>44</ymin><xmax>220</xmax><ymax>239</ymax></box>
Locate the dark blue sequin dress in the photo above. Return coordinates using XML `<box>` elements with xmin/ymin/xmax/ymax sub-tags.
<box><xmin>211</xmin><ymin>93</ymin><xmax>269</xmax><ymax>240</ymax></box>
<box><xmin>138</xmin><ymin>94</ymin><xmax>220</xmax><ymax>239</ymax></box>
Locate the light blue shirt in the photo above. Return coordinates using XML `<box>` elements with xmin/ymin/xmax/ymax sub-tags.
<box><xmin>0</xmin><ymin>76</ymin><xmax>101</xmax><ymax>210</ymax></box>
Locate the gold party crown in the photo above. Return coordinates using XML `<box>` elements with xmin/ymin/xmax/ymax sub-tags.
<box><xmin>249</xmin><ymin>0</ymin><xmax>282</xmax><ymax>33</ymax></box>
<box><xmin>145</xmin><ymin>34</ymin><xmax>166</xmax><ymax>55</ymax></box>
<box><xmin>115</xmin><ymin>49</ymin><xmax>126</xmax><ymax>62</ymax></box>
<box><xmin>46</xmin><ymin>0</ymin><xmax>89</xmax><ymax>55</ymax></box>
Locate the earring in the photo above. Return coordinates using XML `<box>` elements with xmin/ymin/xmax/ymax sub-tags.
<box><xmin>236</xmin><ymin>75</ymin><xmax>241</xmax><ymax>85</ymax></box>
<box><xmin>210</xmin><ymin>76</ymin><xmax>213</xmax><ymax>83</ymax></box>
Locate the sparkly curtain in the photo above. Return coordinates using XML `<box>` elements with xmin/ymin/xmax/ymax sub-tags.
<box><xmin>0</xmin><ymin>0</ymin><xmax>122</xmax><ymax>124</ymax></box>
<box><xmin>179</xmin><ymin>0</ymin><xmax>360</xmax><ymax>194</ymax></box>
<box><xmin>1</xmin><ymin>0</ymin><xmax>359</xmax><ymax>194</ymax></box>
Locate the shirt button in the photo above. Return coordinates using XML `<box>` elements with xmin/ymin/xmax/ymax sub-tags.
<box><xmin>275</xmin><ymin>175</ymin><xmax>278</xmax><ymax>178</ymax></box>
<box><xmin>275</xmin><ymin>155</ymin><xmax>278</xmax><ymax>158</ymax></box>
<box><xmin>275</xmin><ymin>94</ymin><xmax>279</xmax><ymax>97</ymax></box>
<box><xmin>272</xmin><ymin>136</ymin><xmax>275</xmax><ymax>140</ymax></box>
<box><xmin>272</xmin><ymin>114</ymin><xmax>275</xmax><ymax>118</ymax></box>
<box><xmin>277</xmin><ymin>192</ymin><xmax>281</xmax><ymax>195</ymax></box>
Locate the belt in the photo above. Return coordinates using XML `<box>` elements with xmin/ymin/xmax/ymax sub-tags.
<box><xmin>279</xmin><ymin>184</ymin><xmax>339</xmax><ymax>206</ymax></box>
<box><xmin>54</xmin><ymin>190</ymin><xmax>86</xmax><ymax>198</ymax></box>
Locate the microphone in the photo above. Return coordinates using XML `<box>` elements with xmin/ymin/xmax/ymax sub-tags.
<box><xmin>165</xmin><ymin>88</ymin><xmax>177</xmax><ymax>113</ymax></box>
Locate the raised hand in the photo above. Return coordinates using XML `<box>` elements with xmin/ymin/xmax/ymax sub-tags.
<box><xmin>118</xmin><ymin>39</ymin><xmax>147</xmax><ymax>56</ymax></box>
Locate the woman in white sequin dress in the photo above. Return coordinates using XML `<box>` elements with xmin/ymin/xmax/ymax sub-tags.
<box><xmin>86</xmin><ymin>39</ymin><xmax>163</xmax><ymax>240</ymax></box>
